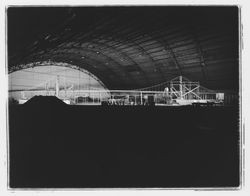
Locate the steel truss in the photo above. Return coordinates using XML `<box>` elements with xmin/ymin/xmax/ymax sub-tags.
<box><xmin>9</xmin><ymin>73</ymin><xmax>223</xmax><ymax>105</ymax></box>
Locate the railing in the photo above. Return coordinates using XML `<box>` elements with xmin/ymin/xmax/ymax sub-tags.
<box><xmin>9</xmin><ymin>76</ymin><xmax>231</xmax><ymax>106</ymax></box>
<box><xmin>9</xmin><ymin>89</ymin><xmax>222</xmax><ymax>106</ymax></box>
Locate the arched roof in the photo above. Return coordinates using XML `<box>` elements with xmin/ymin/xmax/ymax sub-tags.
<box><xmin>8</xmin><ymin>6</ymin><xmax>239</xmax><ymax>90</ymax></box>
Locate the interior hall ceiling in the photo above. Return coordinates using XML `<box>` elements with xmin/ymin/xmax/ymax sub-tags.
<box><xmin>7</xmin><ymin>6</ymin><xmax>239</xmax><ymax>90</ymax></box>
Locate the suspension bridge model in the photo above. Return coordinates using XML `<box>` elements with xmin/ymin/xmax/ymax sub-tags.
<box><xmin>9</xmin><ymin>74</ymin><xmax>224</xmax><ymax>106</ymax></box>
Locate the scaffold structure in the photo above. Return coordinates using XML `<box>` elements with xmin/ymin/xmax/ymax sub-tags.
<box><xmin>9</xmin><ymin>74</ymin><xmax>227</xmax><ymax>106</ymax></box>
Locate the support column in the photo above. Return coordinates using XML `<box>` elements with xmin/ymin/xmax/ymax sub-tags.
<box><xmin>170</xmin><ymin>82</ymin><xmax>173</xmax><ymax>99</ymax></box>
<box><xmin>56</xmin><ymin>75</ymin><xmax>59</xmax><ymax>97</ymax></box>
<box><xmin>179</xmin><ymin>75</ymin><xmax>183</xmax><ymax>99</ymax></box>
<box><xmin>197</xmin><ymin>82</ymin><xmax>200</xmax><ymax>99</ymax></box>
<box><xmin>140</xmin><ymin>91</ymin><xmax>143</xmax><ymax>105</ymax></box>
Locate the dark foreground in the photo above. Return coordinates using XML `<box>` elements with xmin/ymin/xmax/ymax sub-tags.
<box><xmin>8</xmin><ymin>98</ymin><xmax>240</xmax><ymax>188</ymax></box>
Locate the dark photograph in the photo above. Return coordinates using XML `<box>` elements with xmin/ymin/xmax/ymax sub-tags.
<box><xmin>7</xmin><ymin>6</ymin><xmax>240</xmax><ymax>189</ymax></box>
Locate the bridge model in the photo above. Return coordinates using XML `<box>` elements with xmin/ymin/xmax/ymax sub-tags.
<box><xmin>9</xmin><ymin>75</ymin><xmax>225</xmax><ymax>106</ymax></box>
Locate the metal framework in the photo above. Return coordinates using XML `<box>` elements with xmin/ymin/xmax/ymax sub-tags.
<box><xmin>9</xmin><ymin>74</ymin><xmax>224</xmax><ymax>106</ymax></box>
<box><xmin>168</xmin><ymin>76</ymin><xmax>219</xmax><ymax>105</ymax></box>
